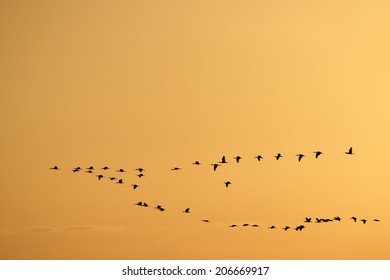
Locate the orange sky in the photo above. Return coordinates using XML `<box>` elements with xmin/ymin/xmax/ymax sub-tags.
<box><xmin>1</xmin><ymin>0</ymin><xmax>389</xmax><ymax>259</ymax></box>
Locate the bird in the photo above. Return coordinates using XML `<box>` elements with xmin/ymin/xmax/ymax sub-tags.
<box><xmin>135</xmin><ymin>201</ymin><xmax>143</xmax><ymax>206</ymax></box>
<box><xmin>233</xmin><ymin>156</ymin><xmax>242</xmax><ymax>163</ymax></box>
<box><xmin>304</xmin><ymin>217</ymin><xmax>312</xmax><ymax>223</ymax></box>
<box><xmin>224</xmin><ymin>181</ymin><xmax>231</xmax><ymax>188</ymax></box>
<box><xmin>158</xmin><ymin>207</ymin><xmax>166</xmax><ymax>212</ymax></box>
<box><xmin>361</xmin><ymin>219</ymin><xmax>367</xmax><ymax>224</ymax></box>
<box><xmin>116</xmin><ymin>179</ymin><xmax>123</xmax><ymax>184</ymax></box>
<box><xmin>334</xmin><ymin>216</ymin><xmax>342</xmax><ymax>222</ymax></box>
<box><xmin>345</xmin><ymin>147</ymin><xmax>354</xmax><ymax>155</ymax></box>
<box><xmin>251</xmin><ymin>224</ymin><xmax>259</xmax><ymax>227</ymax></box>
<box><xmin>274</xmin><ymin>153</ymin><xmax>283</xmax><ymax>160</ymax></box>
<box><xmin>192</xmin><ymin>161</ymin><xmax>200</xmax><ymax>165</ymax></box>
<box><xmin>296</xmin><ymin>154</ymin><xmax>305</xmax><ymax>161</ymax></box>
<box><xmin>50</xmin><ymin>166</ymin><xmax>60</xmax><ymax>170</ymax></box>
<box><xmin>116</xmin><ymin>168</ymin><xmax>126</xmax><ymax>172</ymax></box>
<box><xmin>229</xmin><ymin>224</ymin><xmax>237</xmax><ymax>227</ymax></box>
<box><xmin>282</xmin><ymin>226</ymin><xmax>290</xmax><ymax>231</ymax></box>
<box><xmin>295</xmin><ymin>225</ymin><xmax>305</xmax><ymax>231</ymax></box>
<box><xmin>242</xmin><ymin>224</ymin><xmax>249</xmax><ymax>227</ymax></box>
<box><xmin>102</xmin><ymin>166</ymin><xmax>110</xmax><ymax>170</ymax></box>
<box><xmin>137</xmin><ymin>173</ymin><xmax>144</xmax><ymax>178</ymax></box>
<box><xmin>86</xmin><ymin>166</ymin><xmax>94</xmax><ymax>171</ymax></box>
<box><xmin>219</xmin><ymin>156</ymin><xmax>227</xmax><ymax>164</ymax></box>
<box><xmin>171</xmin><ymin>167</ymin><xmax>181</xmax><ymax>171</ymax></box>
<box><xmin>135</xmin><ymin>168</ymin><xmax>145</xmax><ymax>173</ymax></box>
<box><xmin>211</xmin><ymin>163</ymin><xmax>220</xmax><ymax>171</ymax></box>
<box><xmin>373</xmin><ymin>219</ymin><xmax>380</xmax><ymax>222</ymax></box>
<box><xmin>183</xmin><ymin>208</ymin><xmax>190</xmax><ymax>213</ymax></box>
<box><xmin>269</xmin><ymin>226</ymin><xmax>276</xmax><ymax>229</ymax></box>
<box><xmin>142</xmin><ymin>202</ymin><xmax>148</xmax><ymax>207</ymax></box>
<box><xmin>201</xmin><ymin>220</ymin><xmax>210</xmax><ymax>223</ymax></box>
<box><xmin>315</xmin><ymin>218</ymin><xmax>322</xmax><ymax>223</ymax></box>
<box><xmin>350</xmin><ymin>217</ymin><xmax>357</xmax><ymax>222</ymax></box>
<box><xmin>314</xmin><ymin>151</ymin><xmax>323</xmax><ymax>158</ymax></box>
<box><xmin>72</xmin><ymin>168</ymin><xmax>81</xmax><ymax>173</ymax></box>
<box><xmin>108</xmin><ymin>177</ymin><xmax>116</xmax><ymax>181</ymax></box>
<box><xmin>85</xmin><ymin>170</ymin><xmax>94</xmax><ymax>173</ymax></box>
<box><xmin>155</xmin><ymin>205</ymin><xmax>165</xmax><ymax>212</ymax></box>
<box><xmin>255</xmin><ymin>155</ymin><xmax>263</xmax><ymax>161</ymax></box>
<box><xmin>96</xmin><ymin>174</ymin><xmax>104</xmax><ymax>180</ymax></box>
<box><xmin>132</xmin><ymin>184</ymin><xmax>139</xmax><ymax>190</ymax></box>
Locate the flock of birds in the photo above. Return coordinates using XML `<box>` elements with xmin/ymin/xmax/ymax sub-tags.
<box><xmin>50</xmin><ymin>147</ymin><xmax>382</xmax><ymax>232</ymax></box>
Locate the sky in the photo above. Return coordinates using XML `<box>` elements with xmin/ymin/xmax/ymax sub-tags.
<box><xmin>0</xmin><ymin>0</ymin><xmax>389</xmax><ymax>259</ymax></box>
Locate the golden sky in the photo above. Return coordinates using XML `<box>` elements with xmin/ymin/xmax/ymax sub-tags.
<box><xmin>1</xmin><ymin>0</ymin><xmax>389</xmax><ymax>259</ymax></box>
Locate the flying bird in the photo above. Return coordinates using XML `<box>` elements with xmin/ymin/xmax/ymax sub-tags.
<box><xmin>183</xmin><ymin>208</ymin><xmax>190</xmax><ymax>213</ymax></box>
<box><xmin>171</xmin><ymin>167</ymin><xmax>181</xmax><ymax>171</ymax></box>
<box><xmin>85</xmin><ymin>170</ymin><xmax>94</xmax><ymax>173</ymax></box>
<box><xmin>304</xmin><ymin>217</ymin><xmax>312</xmax><ymax>223</ymax></box>
<box><xmin>135</xmin><ymin>168</ymin><xmax>145</xmax><ymax>173</ymax></box>
<box><xmin>102</xmin><ymin>166</ymin><xmax>110</xmax><ymax>170</ymax></box>
<box><xmin>143</xmin><ymin>202</ymin><xmax>148</xmax><ymax>207</ymax></box>
<box><xmin>350</xmin><ymin>217</ymin><xmax>357</xmax><ymax>223</ymax></box>
<box><xmin>132</xmin><ymin>184</ymin><xmax>139</xmax><ymax>190</ymax></box>
<box><xmin>224</xmin><ymin>181</ymin><xmax>231</xmax><ymax>188</ymax></box>
<box><xmin>229</xmin><ymin>225</ymin><xmax>237</xmax><ymax>228</ymax></box>
<box><xmin>137</xmin><ymin>173</ymin><xmax>144</xmax><ymax>178</ymax></box>
<box><xmin>274</xmin><ymin>153</ymin><xmax>283</xmax><ymax>160</ymax></box>
<box><xmin>96</xmin><ymin>174</ymin><xmax>104</xmax><ymax>180</ymax></box>
<box><xmin>233</xmin><ymin>156</ymin><xmax>242</xmax><ymax>163</ymax></box>
<box><xmin>314</xmin><ymin>151</ymin><xmax>323</xmax><ymax>158</ymax></box>
<box><xmin>116</xmin><ymin>168</ymin><xmax>126</xmax><ymax>172</ymax></box>
<box><xmin>108</xmin><ymin>177</ymin><xmax>116</xmax><ymax>181</ymax></box>
<box><xmin>361</xmin><ymin>219</ymin><xmax>367</xmax><ymax>224</ymax></box>
<box><xmin>116</xmin><ymin>179</ymin><xmax>123</xmax><ymax>184</ymax></box>
<box><xmin>72</xmin><ymin>168</ymin><xmax>80</xmax><ymax>173</ymax></box>
<box><xmin>255</xmin><ymin>155</ymin><xmax>263</xmax><ymax>161</ymax></box>
<box><xmin>282</xmin><ymin>226</ymin><xmax>290</xmax><ymax>231</ymax></box>
<box><xmin>202</xmin><ymin>220</ymin><xmax>210</xmax><ymax>223</ymax></box>
<box><xmin>334</xmin><ymin>216</ymin><xmax>342</xmax><ymax>222</ymax></box>
<box><xmin>219</xmin><ymin>156</ymin><xmax>227</xmax><ymax>164</ymax></box>
<box><xmin>373</xmin><ymin>219</ymin><xmax>380</xmax><ymax>222</ymax></box>
<box><xmin>50</xmin><ymin>166</ymin><xmax>60</xmax><ymax>170</ymax></box>
<box><xmin>251</xmin><ymin>224</ymin><xmax>259</xmax><ymax>227</ymax></box>
<box><xmin>192</xmin><ymin>161</ymin><xmax>200</xmax><ymax>165</ymax></box>
<box><xmin>295</xmin><ymin>225</ymin><xmax>305</xmax><ymax>231</ymax></box>
<box><xmin>345</xmin><ymin>147</ymin><xmax>354</xmax><ymax>155</ymax></box>
<box><xmin>86</xmin><ymin>166</ymin><xmax>94</xmax><ymax>171</ymax></box>
<box><xmin>269</xmin><ymin>226</ymin><xmax>276</xmax><ymax>229</ymax></box>
<box><xmin>211</xmin><ymin>163</ymin><xmax>220</xmax><ymax>171</ymax></box>
<box><xmin>296</xmin><ymin>154</ymin><xmax>305</xmax><ymax>161</ymax></box>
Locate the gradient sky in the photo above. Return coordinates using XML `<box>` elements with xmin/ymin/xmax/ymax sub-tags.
<box><xmin>1</xmin><ymin>0</ymin><xmax>389</xmax><ymax>259</ymax></box>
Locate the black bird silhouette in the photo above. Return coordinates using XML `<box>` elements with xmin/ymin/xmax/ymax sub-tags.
<box><xmin>211</xmin><ymin>163</ymin><xmax>220</xmax><ymax>171</ymax></box>
<box><xmin>50</xmin><ymin>166</ymin><xmax>60</xmax><ymax>170</ymax></box>
<box><xmin>296</xmin><ymin>154</ymin><xmax>305</xmax><ymax>161</ymax></box>
<box><xmin>295</xmin><ymin>225</ymin><xmax>305</xmax><ymax>231</ymax></box>
<box><xmin>269</xmin><ymin>226</ymin><xmax>276</xmax><ymax>229</ymax></box>
<box><xmin>361</xmin><ymin>219</ymin><xmax>367</xmax><ymax>224</ymax></box>
<box><xmin>183</xmin><ymin>208</ymin><xmax>190</xmax><ymax>213</ymax></box>
<box><xmin>85</xmin><ymin>170</ymin><xmax>94</xmax><ymax>173</ymax></box>
<box><xmin>192</xmin><ymin>161</ymin><xmax>200</xmax><ymax>165</ymax></box>
<box><xmin>229</xmin><ymin>224</ymin><xmax>237</xmax><ymax>227</ymax></box>
<box><xmin>350</xmin><ymin>217</ymin><xmax>357</xmax><ymax>222</ymax></box>
<box><xmin>373</xmin><ymin>219</ymin><xmax>380</xmax><ymax>222</ymax></box>
<box><xmin>116</xmin><ymin>168</ymin><xmax>126</xmax><ymax>172</ymax></box>
<box><xmin>137</xmin><ymin>173</ymin><xmax>144</xmax><ymax>178</ymax></box>
<box><xmin>102</xmin><ymin>166</ymin><xmax>110</xmax><ymax>170</ymax></box>
<box><xmin>314</xmin><ymin>151</ymin><xmax>323</xmax><ymax>158</ymax></box>
<box><xmin>315</xmin><ymin>218</ymin><xmax>322</xmax><ymax>223</ymax></box>
<box><xmin>202</xmin><ymin>219</ymin><xmax>210</xmax><ymax>223</ymax></box>
<box><xmin>282</xmin><ymin>226</ymin><xmax>290</xmax><ymax>231</ymax></box>
<box><xmin>132</xmin><ymin>184</ymin><xmax>139</xmax><ymax>190</ymax></box>
<box><xmin>251</xmin><ymin>224</ymin><xmax>259</xmax><ymax>227</ymax></box>
<box><xmin>233</xmin><ymin>156</ymin><xmax>242</xmax><ymax>163</ymax></box>
<box><xmin>255</xmin><ymin>155</ymin><xmax>263</xmax><ymax>161</ymax></box>
<box><xmin>171</xmin><ymin>167</ymin><xmax>181</xmax><ymax>171</ymax></box>
<box><xmin>224</xmin><ymin>181</ymin><xmax>231</xmax><ymax>188</ymax></box>
<box><xmin>135</xmin><ymin>168</ymin><xmax>145</xmax><ymax>173</ymax></box>
<box><xmin>86</xmin><ymin>166</ymin><xmax>94</xmax><ymax>170</ymax></box>
<box><xmin>96</xmin><ymin>174</ymin><xmax>104</xmax><ymax>180</ymax></box>
<box><xmin>304</xmin><ymin>217</ymin><xmax>312</xmax><ymax>223</ymax></box>
<box><xmin>108</xmin><ymin>177</ymin><xmax>116</xmax><ymax>181</ymax></box>
<box><xmin>274</xmin><ymin>153</ymin><xmax>283</xmax><ymax>160</ymax></box>
<box><xmin>242</xmin><ymin>224</ymin><xmax>249</xmax><ymax>227</ymax></box>
<box><xmin>155</xmin><ymin>205</ymin><xmax>165</xmax><ymax>212</ymax></box>
<box><xmin>219</xmin><ymin>156</ymin><xmax>227</xmax><ymax>164</ymax></box>
<box><xmin>135</xmin><ymin>202</ymin><xmax>143</xmax><ymax>206</ymax></box>
<box><xmin>334</xmin><ymin>216</ymin><xmax>342</xmax><ymax>222</ymax></box>
<box><xmin>116</xmin><ymin>179</ymin><xmax>123</xmax><ymax>184</ymax></box>
<box><xmin>72</xmin><ymin>168</ymin><xmax>80</xmax><ymax>173</ymax></box>
<box><xmin>345</xmin><ymin>147</ymin><xmax>354</xmax><ymax>155</ymax></box>
<box><xmin>143</xmin><ymin>202</ymin><xmax>148</xmax><ymax>207</ymax></box>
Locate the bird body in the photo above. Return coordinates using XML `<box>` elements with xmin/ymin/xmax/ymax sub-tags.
<box><xmin>96</xmin><ymin>174</ymin><xmax>104</xmax><ymax>180</ymax></box>
<box><xmin>192</xmin><ymin>161</ymin><xmax>200</xmax><ymax>165</ymax></box>
<box><xmin>296</xmin><ymin>154</ymin><xmax>305</xmax><ymax>161</ymax></box>
<box><xmin>224</xmin><ymin>181</ymin><xmax>231</xmax><ymax>188</ymax></box>
<box><xmin>233</xmin><ymin>156</ymin><xmax>242</xmax><ymax>163</ymax></box>
<box><xmin>183</xmin><ymin>208</ymin><xmax>190</xmax><ymax>213</ymax></box>
<box><xmin>314</xmin><ymin>151</ymin><xmax>323</xmax><ymax>158</ymax></box>
<box><xmin>345</xmin><ymin>147</ymin><xmax>354</xmax><ymax>155</ymax></box>
<box><xmin>219</xmin><ymin>156</ymin><xmax>227</xmax><ymax>164</ymax></box>
<box><xmin>275</xmin><ymin>153</ymin><xmax>282</xmax><ymax>160</ymax></box>
<box><xmin>255</xmin><ymin>155</ymin><xmax>263</xmax><ymax>161</ymax></box>
<box><xmin>211</xmin><ymin>163</ymin><xmax>220</xmax><ymax>171</ymax></box>
<box><xmin>50</xmin><ymin>166</ymin><xmax>60</xmax><ymax>170</ymax></box>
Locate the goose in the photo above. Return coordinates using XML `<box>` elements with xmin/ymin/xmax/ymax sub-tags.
<box><xmin>274</xmin><ymin>153</ymin><xmax>283</xmax><ymax>160</ymax></box>
<box><xmin>345</xmin><ymin>147</ymin><xmax>354</xmax><ymax>155</ymax></box>
<box><xmin>314</xmin><ymin>151</ymin><xmax>323</xmax><ymax>158</ymax></box>
<box><xmin>255</xmin><ymin>155</ymin><xmax>263</xmax><ymax>161</ymax></box>
<box><xmin>50</xmin><ymin>166</ymin><xmax>60</xmax><ymax>170</ymax></box>
<box><xmin>296</xmin><ymin>154</ymin><xmax>305</xmax><ymax>161</ymax></box>
<box><xmin>233</xmin><ymin>156</ymin><xmax>242</xmax><ymax>163</ymax></box>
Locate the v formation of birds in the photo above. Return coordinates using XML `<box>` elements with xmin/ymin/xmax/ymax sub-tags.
<box><xmin>50</xmin><ymin>147</ymin><xmax>381</xmax><ymax>231</ymax></box>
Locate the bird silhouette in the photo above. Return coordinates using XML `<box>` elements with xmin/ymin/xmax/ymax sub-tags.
<box><xmin>304</xmin><ymin>217</ymin><xmax>312</xmax><ymax>223</ymax></box>
<box><xmin>314</xmin><ymin>151</ymin><xmax>323</xmax><ymax>158</ymax></box>
<box><xmin>116</xmin><ymin>179</ymin><xmax>123</xmax><ymax>184</ymax></box>
<box><xmin>233</xmin><ymin>156</ymin><xmax>242</xmax><ymax>163</ymax></box>
<box><xmin>274</xmin><ymin>153</ymin><xmax>283</xmax><ymax>160</ymax></box>
<box><xmin>361</xmin><ymin>219</ymin><xmax>367</xmax><ymax>224</ymax></box>
<box><xmin>108</xmin><ymin>177</ymin><xmax>116</xmax><ymax>181</ymax></box>
<box><xmin>219</xmin><ymin>156</ymin><xmax>227</xmax><ymax>164</ymax></box>
<box><xmin>116</xmin><ymin>168</ymin><xmax>126</xmax><ymax>172</ymax></box>
<box><xmin>135</xmin><ymin>168</ymin><xmax>145</xmax><ymax>173</ymax></box>
<box><xmin>192</xmin><ymin>161</ymin><xmax>200</xmax><ymax>165</ymax></box>
<box><xmin>295</xmin><ymin>225</ymin><xmax>305</xmax><ymax>231</ymax></box>
<box><xmin>334</xmin><ymin>216</ymin><xmax>342</xmax><ymax>222</ymax></box>
<box><xmin>143</xmin><ymin>202</ymin><xmax>148</xmax><ymax>207</ymax></box>
<box><xmin>255</xmin><ymin>155</ymin><xmax>263</xmax><ymax>161</ymax></box>
<box><xmin>85</xmin><ymin>170</ymin><xmax>94</xmax><ymax>173</ymax></box>
<box><xmin>50</xmin><ymin>166</ymin><xmax>60</xmax><ymax>170</ymax></box>
<box><xmin>350</xmin><ymin>217</ymin><xmax>357</xmax><ymax>222</ymax></box>
<box><xmin>282</xmin><ymin>226</ymin><xmax>290</xmax><ymax>231</ymax></box>
<box><xmin>183</xmin><ymin>208</ymin><xmax>190</xmax><ymax>213</ymax></box>
<box><xmin>242</xmin><ymin>224</ymin><xmax>249</xmax><ymax>227</ymax></box>
<box><xmin>201</xmin><ymin>220</ymin><xmax>210</xmax><ymax>223</ymax></box>
<box><xmin>72</xmin><ymin>168</ymin><xmax>81</xmax><ymax>173</ymax></box>
<box><xmin>137</xmin><ymin>174</ymin><xmax>144</xmax><ymax>178</ymax></box>
<box><xmin>251</xmin><ymin>224</ymin><xmax>259</xmax><ymax>227</ymax></box>
<box><xmin>102</xmin><ymin>166</ymin><xmax>110</xmax><ymax>170</ymax></box>
<box><xmin>86</xmin><ymin>166</ymin><xmax>94</xmax><ymax>171</ymax></box>
<box><xmin>229</xmin><ymin>224</ymin><xmax>237</xmax><ymax>227</ymax></box>
<box><xmin>211</xmin><ymin>163</ymin><xmax>220</xmax><ymax>171</ymax></box>
<box><xmin>224</xmin><ymin>181</ymin><xmax>231</xmax><ymax>188</ymax></box>
<box><xmin>296</xmin><ymin>154</ymin><xmax>305</xmax><ymax>161</ymax></box>
<box><xmin>373</xmin><ymin>219</ymin><xmax>380</xmax><ymax>222</ymax></box>
<box><xmin>132</xmin><ymin>184</ymin><xmax>139</xmax><ymax>190</ymax></box>
<box><xmin>345</xmin><ymin>147</ymin><xmax>354</xmax><ymax>155</ymax></box>
<box><xmin>171</xmin><ymin>167</ymin><xmax>181</xmax><ymax>171</ymax></box>
<box><xmin>269</xmin><ymin>226</ymin><xmax>276</xmax><ymax>229</ymax></box>
<box><xmin>96</xmin><ymin>174</ymin><xmax>104</xmax><ymax>180</ymax></box>
<box><xmin>135</xmin><ymin>202</ymin><xmax>143</xmax><ymax>206</ymax></box>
